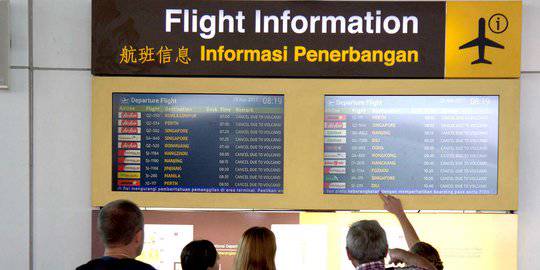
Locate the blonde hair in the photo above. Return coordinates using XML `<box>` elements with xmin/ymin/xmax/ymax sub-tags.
<box><xmin>234</xmin><ymin>227</ymin><xmax>277</xmax><ymax>270</ymax></box>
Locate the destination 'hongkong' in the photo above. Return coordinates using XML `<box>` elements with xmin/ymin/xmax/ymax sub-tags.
<box><xmin>200</xmin><ymin>45</ymin><xmax>419</xmax><ymax>67</ymax></box>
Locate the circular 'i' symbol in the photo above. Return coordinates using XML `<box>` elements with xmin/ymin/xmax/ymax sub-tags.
<box><xmin>488</xmin><ymin>14</ymin><xmax>509</xmax><ymax>34</ymax></box>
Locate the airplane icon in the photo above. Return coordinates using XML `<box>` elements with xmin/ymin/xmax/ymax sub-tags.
<box><xmin>459</xmin><ymin>18</ymin><xmax>505</xmax><ymax>65</ymax></box>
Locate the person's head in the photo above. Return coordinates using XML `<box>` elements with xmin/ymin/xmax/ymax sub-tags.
<box><xmin>234</xmin><ymin>227</ymin><xmax>276</xmax><ymax>270</ymax></box>
<box><xmin>98</xmin><ymin>199</ymin><xmax>145</xmax><ymax>257</ymax></box>
<box><xmin>411</xmin><ymin>242</ymin><xmax>443</xmax><ymax>270</ymax></box>
<box><xmin>181</xmin><ymin>240</ymin><xmax>219</xmax><ymax>270</ymax></box>
<box><xmin>346</xmin><ymin>220</ymin><xmax>388</xmax><ymax>267</ymax></box>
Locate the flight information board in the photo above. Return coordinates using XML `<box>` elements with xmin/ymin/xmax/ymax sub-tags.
<box><xmin>112</xmin><ymin>93</ymin><xmax>284</xmax><ymax>193</ymax></box>
<box><xmin>324</xmin><ymin>96</ymin><xmax>499</xmax><ymax>195</ymax></box>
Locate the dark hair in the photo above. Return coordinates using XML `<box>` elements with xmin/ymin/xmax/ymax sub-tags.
<box><xmin>98</xmin><ymin>199</ymin><xmax>144</xmax><ymax>246</ymax></box>
<box><xmin>410</xmin><ymin>242</ymin><xmax>443</xmax><ymax>270</ymax></box>
<box><xmin>181</xmin><ymin>240</ymin><xmax>218</xmax><ymax>270</ymax></box>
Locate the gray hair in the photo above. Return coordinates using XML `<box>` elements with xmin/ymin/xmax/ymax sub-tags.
<box><xmin>346</xmin><ymin>220</ymin><xmax>388</xmax><ymax>264</ymax></box>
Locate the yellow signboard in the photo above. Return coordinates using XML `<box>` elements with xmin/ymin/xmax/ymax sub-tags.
<box><xmin>445</xmin><ymin>1</ymin><xmax>522</xmax><ymax>78</ymax></box>
<box><xmin>92</xmin><ymin>77</ymin><xmax>519</xmax><ymax>210</ymax></box>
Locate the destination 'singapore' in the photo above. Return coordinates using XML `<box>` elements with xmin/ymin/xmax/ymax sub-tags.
<box><xmin>200</xmin><ymin>46</ymin><xmax>419</xmax><ymax>67</ymax></box>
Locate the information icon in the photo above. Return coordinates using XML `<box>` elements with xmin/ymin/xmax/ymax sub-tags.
<box><xmin>489</xmin><ymin>13</ymin><xmax>509</xmax><ymax>34</ymax></box>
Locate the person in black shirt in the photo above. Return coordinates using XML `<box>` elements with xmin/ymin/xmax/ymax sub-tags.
<box><xmin>181</xmin><ymin>240</ymin><xmax>220</xmax><ymax>270</ymax></box>
<box><xmin>77</xmin><ymin>200</ymin><xmax>155</xmax><ymax>270</ymax></box>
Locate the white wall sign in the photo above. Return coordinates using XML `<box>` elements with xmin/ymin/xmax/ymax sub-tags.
<box><xmin>136</xmin><ymin>224</ymin><xmax>194</xmax><ymax>270</ymax></box>
<box><xmin>272</xmin><ymin>224</ymin><xmax>328</xmax><ymax>270</ymax></box>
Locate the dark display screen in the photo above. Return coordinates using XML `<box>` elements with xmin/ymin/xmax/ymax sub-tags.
<box><xmin>324</xmin><ymin>96</ymin><xmax>499</xmax><ymax>195</ymax></box>
<box><xmin>112</xmin><ymin>93</ymin><xmax>284</xmax><ymax>193</ymax></box>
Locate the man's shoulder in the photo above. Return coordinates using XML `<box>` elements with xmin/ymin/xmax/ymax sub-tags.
<box><xmin>123</xmin><ymin>259</ymin><xmax>156</xmax><ymax>270</ymax></box>
<box><xmin>76</xmin><ymin>257</ymin><xmax>156</xmax><ymax>270</ymax></box>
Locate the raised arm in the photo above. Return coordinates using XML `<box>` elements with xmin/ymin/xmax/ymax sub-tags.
<box><xmin>389</xmin><ymin>248</ymin><xmax>436</xmax><ymax>270</ymax></box>
<box><xmin>379</xmin><ymin>192</ymin><xmax>420</xmax><ymax>248</ymax></box>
